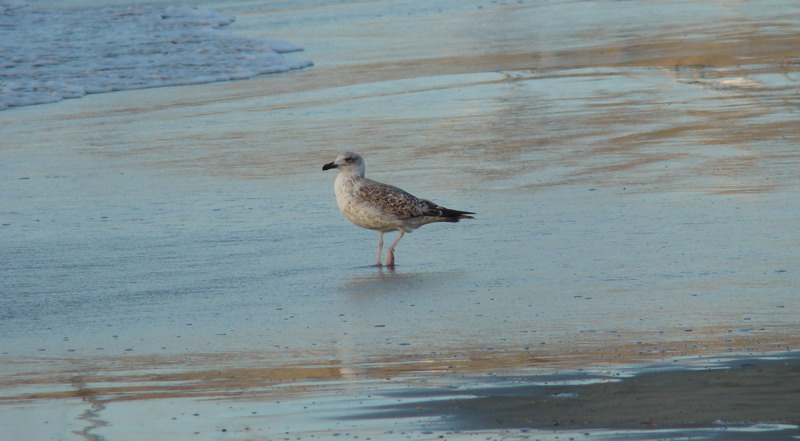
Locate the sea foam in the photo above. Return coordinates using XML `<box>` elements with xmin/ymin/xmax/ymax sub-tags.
<box><xmin>0</xmin><ymin>2</ymin><xmax>313</xmax><ymax>110</ymax></box>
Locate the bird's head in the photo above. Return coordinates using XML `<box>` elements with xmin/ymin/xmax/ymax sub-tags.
<box><xmin>322</xmin><ymin>152</ymin><xmax>365</xmax><ymax>177</ymax></box>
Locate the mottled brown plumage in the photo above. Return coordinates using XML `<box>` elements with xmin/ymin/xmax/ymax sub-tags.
<box><xmin>356</xmin><ymin>180</ymin><xmax>465</xmax><ymax>220</ymax></box>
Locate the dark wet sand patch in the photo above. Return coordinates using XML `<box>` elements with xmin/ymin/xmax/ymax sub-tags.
<box><xmin>353</xmin><ymin>355</ymin><xmax>800</xmax><ymax>431</ymax></box>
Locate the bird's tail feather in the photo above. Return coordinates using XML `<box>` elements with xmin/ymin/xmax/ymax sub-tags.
<box><xmin>441</xmin><ymin>208</ymin><xmax>475</xmax><ymax>221</ymax></box>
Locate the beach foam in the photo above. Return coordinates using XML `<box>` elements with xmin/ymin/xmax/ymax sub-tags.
<box><xmin>0</xmin><ymin>2</ymin><xmax>312</xmax><ymax>110</ymax></box>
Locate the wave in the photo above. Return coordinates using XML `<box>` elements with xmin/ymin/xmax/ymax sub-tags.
<box><xmin>0</xmin><ymin>2</ymin><xmax>313</xmax><ymax>110</ymax></box>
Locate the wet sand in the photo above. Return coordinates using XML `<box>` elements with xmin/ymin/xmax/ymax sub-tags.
<box><xmin>355</xmin><ymin>355</ymin><xmax>800</xmax><ymax>433</ymax></box>
<box><xmin>2</xmin><ymin>0</ymin><xmax>800</xmax><ymax>440</ymax></box>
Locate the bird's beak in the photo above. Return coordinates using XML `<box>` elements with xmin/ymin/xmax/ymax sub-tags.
<box><xmin>322</xmin><ymin>161</ymin><xmax>337</xmax><ymax>171</ymax></box>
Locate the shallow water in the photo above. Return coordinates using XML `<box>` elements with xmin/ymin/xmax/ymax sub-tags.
<box><xmin>2</xmin><ymin>0</ymin><xmax>800</xmax><ymax>440</ymax></box>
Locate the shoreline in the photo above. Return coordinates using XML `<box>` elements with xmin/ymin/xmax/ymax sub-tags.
<box><xmin>5</xmin><ymin>350</ymin><xmax>798</xmax><ymax>440</ymax></box>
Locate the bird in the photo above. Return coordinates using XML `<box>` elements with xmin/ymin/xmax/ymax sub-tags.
<box><xmin>322</xmin><ymin>152</ymin><xmax>474</xmax><ymax>267</ymax></box>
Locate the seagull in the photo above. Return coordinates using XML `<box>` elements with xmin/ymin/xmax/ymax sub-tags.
<box><xmin>322</xmin><ymin>152</ymin><xmax>474</xmax><ymax>267</ymax></box>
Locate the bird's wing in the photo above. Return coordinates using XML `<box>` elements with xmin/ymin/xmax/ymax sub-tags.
<box><xmin>357</xmin><ymin>179</ymin><xmax>441</xmax><ymax>219</ymax></box>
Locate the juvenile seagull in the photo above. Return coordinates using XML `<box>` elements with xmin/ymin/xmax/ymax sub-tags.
<box><xmin>323</xmin><ymin>152</ymin><xmax>474</xmax><ymax>267</ymax></box>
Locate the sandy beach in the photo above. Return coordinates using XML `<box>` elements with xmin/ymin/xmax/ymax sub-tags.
<box><xmin>2</xmin><ymin>0</ymin><xmax>799</xmax><ymax>440</ymax></box>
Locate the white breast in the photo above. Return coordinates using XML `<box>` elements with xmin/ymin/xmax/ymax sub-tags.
<box><xmin>334</xmin><ymin>174</ymin><xmax>399</xmax><ymax>232</ymax></box>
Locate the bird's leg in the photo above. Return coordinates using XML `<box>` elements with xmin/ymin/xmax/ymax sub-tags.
<box><xmin>385</xmin><ymin>230</ymin><xmax>405</xmax><ymax>267</ymax></box>
<box><xmin>375</xmin><ymin>231</ymin><xmax>384</xmax><ymax>266</ymax></box>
